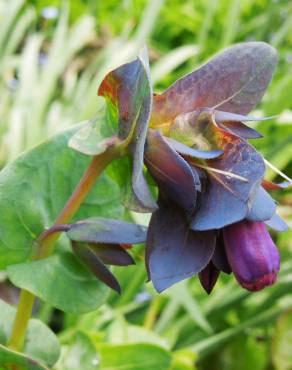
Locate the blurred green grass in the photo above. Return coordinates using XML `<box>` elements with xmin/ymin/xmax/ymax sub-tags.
<box><xmin>0</xmin><ymin>0</ymin><xmax>292</xmax><ymax>369</ymax></box>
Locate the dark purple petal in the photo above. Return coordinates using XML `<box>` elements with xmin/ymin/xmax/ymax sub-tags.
<box><xmin>216</xmin><ymin>120</ymin><xmax>263</xmax><ymax>139</ymax></box>
<box><xmin>223</xmin><ymin>221</ymin><xmax>280</xmax><ymax>291</ymax></box>
<box><xmin>265</xmin><ymin>213</ymin><xmax>289</xmax><ymax>232</ymax></box>
<box><xmin>145</xmin><ymin>130</ymin><xmax>198</xmax><ymax>213</ymax></box>
<box><xmin>146</xmin><ymin>198</ymin><xmax>216</xmax><ymax>292</ymax></box>
<box><xmin>98</xmin><ymin>48</ymin><xmax>157</xmax><ymax>212</ymax></box>
<box><xmin>90</xmin><ymin>243</ymin><xmax>135</xmax><ymax>266</ymax></box>
<box><xmin>214</xmin><ymin>110</ymin><xmax>274</xmax><ymax>123</ymax></box>
<box><xmin>191</xmin><ymin>134</ymin><xmax>265</xmax><ymax>230</ymax></box>
<box><xmin>212</xmin><ymin>234</ymin><xmax>232</xmax><ymax>274</ymax></box>
<box><xmin>164</xmin><ymin>136</ymin><xmax>223</xmax><ymax>159</ymax></box>
<box><xmin>246</xmin><ymin>186</ymin><xmax>276</xmax><ymax>222</ymax></box>
<box><xmin>199</xmin><ymin>261</ymin><xmax>220</xmax><ymax>294</ymax></box>
<box><xmin>67</xmin><ymin>218</ymin><xmax>147</xmax><ymax>245</ymax></box>
<box><xmin>72</xmin><ymin>242</ymin><xmax>121</xmax><ymax>293</ymax></box>
<box><xmin>151</xmin><ymin>42</ymin><xmax>278</xmax><ymax>125</ymax></box>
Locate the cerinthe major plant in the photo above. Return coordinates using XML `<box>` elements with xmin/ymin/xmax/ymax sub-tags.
<box><xmin>0</xmin><ymin>42</ymin><xmax>290</xmax><ymax>369</ymax></box>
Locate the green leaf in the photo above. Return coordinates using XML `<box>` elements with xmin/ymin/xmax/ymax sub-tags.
<box><xmin>7</xmin><ymin>252</ymin><xmax>109</xmax><ymax>314</ymax></box>
<box><xmin>0</xmin><ymin>299</ymin><xmax>60</xmax><ymax>367</ymax></box>
<box><xmin>0</xmin><ymin>344</ymin><xmax>49</xmax><ymax>370</ymax></box>
<box><xmin>171</xmin><ymin>349</ymin><xmax>197</xmax><ymax>370</ymax></box>
<box><xmin>69</xmin><ymin>107</ymin><xmax>118</xmax><ymax>156</ymax></box>
<box><xmin>106</xmin><ymin>321</ymin><xmax>169</xmax><ymax>349</ymax></box>
<box><xmin>272</xmin><ymin>310</ymin><xmax>292</xmax><ymax>370</ymax></box>
<box><xmin>99</xmin><ymin>343</ymin><xmax>172</xmax><ymax>370</ymax></box>
<box><xmin>0</xmin><ymin>125</ymin><xmax>123</xmax><ymax>269</ymax></box>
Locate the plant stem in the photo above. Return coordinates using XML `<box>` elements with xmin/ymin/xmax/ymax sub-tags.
<box><xmin>8</xmin><ymin>150</ymin><xmax>117</xmax><ymax>352</ymax></box>
<box><xmin>8</xmin><ymin>290</ymin><xmax>35</xmax><ymax>352</ymax></box>
<box><xmin>144</xmin><ymin>295</ymin><xmax>162</xmax><ymax>330</ymax></box>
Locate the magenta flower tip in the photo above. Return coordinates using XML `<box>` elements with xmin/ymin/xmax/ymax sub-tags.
<box><xmin>223</xmin><ymin>221</ymin><xmax>280</xmax><ymax>292</ymax></box>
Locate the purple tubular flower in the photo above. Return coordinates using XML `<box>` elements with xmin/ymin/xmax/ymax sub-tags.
<box><xmin>223</xmin><ymin>221</ymin><xmax>280</xmax><ymax>291</ymax></box>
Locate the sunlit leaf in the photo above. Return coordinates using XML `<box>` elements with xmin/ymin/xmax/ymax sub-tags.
<box><xmin>68</xmin><ymin>110</ymin><xmax>119</xmax><ymax>156</ymax></box>
<box><xmin>151</xmin><ymin>42</ymin><xmax>278</xmax><ymax>126</ymax></box>
<box><xmin>146</xmin><ymin>198</ymin><xmax>216</xmax><ymax>292</ymax></box>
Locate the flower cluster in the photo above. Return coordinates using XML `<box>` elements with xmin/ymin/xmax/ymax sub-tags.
<box><xmin>144</xmin><ymin>42</ymin><xmax>288</xmax><ymax>293</ymax></box>
<box><xmin>72</xmin><ymin>42</ymin><xmax>290</xmax><ymax>294</ymax></box>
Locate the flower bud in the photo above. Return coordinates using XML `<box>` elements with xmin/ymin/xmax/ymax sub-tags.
<box><xmin>223</xmin><ymin>221</ymin><xmax>280</xmax><ymax>291</ymax></box>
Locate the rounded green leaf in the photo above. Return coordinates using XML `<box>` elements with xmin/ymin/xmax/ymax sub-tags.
<box><xmin>0</xmin><ymin>125</ymin><xmax>123</xmax><ymax>269</ymax></box>
<box><xmin>7</xmin><ymin>252</ymin><xmax>109</xmax><ymax>314</ymax></box>
<box><xmin>0</xmin><ymin>299</ymin><xmax>60</xmax><ymax>367</ymax></box>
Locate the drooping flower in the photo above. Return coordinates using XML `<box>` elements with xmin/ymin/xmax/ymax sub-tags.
<box><xmin>143</xmin><ymin>42</ymin><xmax>290</xmax><ymax>294</ymax></box>
<box><xmin>69</xmin><ymin>42</ymin><xmax>290</xmax><ymax>294</ymax></box>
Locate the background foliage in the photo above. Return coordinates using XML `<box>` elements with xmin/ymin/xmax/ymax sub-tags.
<box><xmin>0</xmin><ymin>0</ymin><xmax>291</xmax><ymax>369</ymax></box>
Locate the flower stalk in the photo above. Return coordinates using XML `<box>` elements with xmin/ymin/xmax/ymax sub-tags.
<box><xmin>8</xmin><ymin>150</ymin><xmax>119</xmax><ymax>352</ymax></box>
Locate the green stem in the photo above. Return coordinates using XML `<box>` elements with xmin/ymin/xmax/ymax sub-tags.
<box><xmin>8</xmin><ymin>150</ymin><xmax>117</xmax><ymax>352</ymax></box>
<box><xmin>143</xmin><ymin>295</ymin><xmax>162</xmax><ymax>330</ymax></box>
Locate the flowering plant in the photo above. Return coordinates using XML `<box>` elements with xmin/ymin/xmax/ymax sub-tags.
<box><xmin>0</xmin><ymin>42</ymin><xmax>290</xmax><ymax>368</ymax></box>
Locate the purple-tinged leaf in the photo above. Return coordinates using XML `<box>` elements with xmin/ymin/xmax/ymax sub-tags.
<box><xmin>191</xmin><ymin>133</ymin><xmax>265</xmax><ymax>230</ymax></box>
<box><xmin>90</xmin><ymin>243</ymin><xmax>135</xmax><ymax>266</ymax></box>
<box><xmin>146</xmin><ymin>199</ymin><xmax>216</xmax><ymax>292</ymax></box>
<box><xmin>150</xmin><ymin>42</ymin><xmax>278</xmax><ymax>126</ymax></box>
<box><xmin>216</xmin><ymin>120</ymin><xmax>263</xmax><ymax>139</ymax></box>
<box><xmin>164</xmin><ymin>136</ymin><xmax>223</xmax><ymax>159</ymax></box>
<box><xmin>98</xmin><ymin>47</ymin><xmax>157</xmax><ymax>211</ymax></box>
<box><xmin>145</xmin><ymin>130</ymin><xmax>198</xmax><ymax>213</ymax></box>
<box><xmin>265</xmin><ymin>213</ymin><xmax>289</xmax><ymax>232</ymax></box>
<box><xmin>72</xmin><ymin>242</ymin><xmax>121</xmax><ymax>293</ymax></box>
<box><xmin>246</xmin><ymin>186</ymin><xmax>276</xmax><ymax>222</ymax></box>
<box><xmin>67</xmin><ymin>218</ymin><xmax>147</xmax><ymax>245</ymax></box>
<box><xmin>212</xmin><ymin>234</ymin><xmax>232</xmax><ymax>274</ymax></box>
<box><xmin>199</xmin><ymin>261</ymin><xmax>220</xmax><ymax>294</ymax></box>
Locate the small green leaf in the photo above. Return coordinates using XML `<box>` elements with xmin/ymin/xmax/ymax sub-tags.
<box><xmin>0</xmin><ymin>299</ymin><xmax>60</xmax><ymax>367</ymax></box>
<box><xmin>0</xmin><ymin>125</ymin><xmax>122</xmax><ymax>269</ymax></box>
<box><xmin>99</xmin><ymin>343</ymin><xmax>172</xmax><ymax>370</ymax></box>
<box><xmin>69</xmin><ymin>107</ymin><xmax>118</xmax><ymax>156</ymax></box>
<box><xmin>7</xmin><ymin>252</ymin><xmax>109</xmax><ymax>314</ymax></box>
<box><xmin>0</xmin><ymin>344</ymin><xmax>49</xmax><ymax>370</ymax></box>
